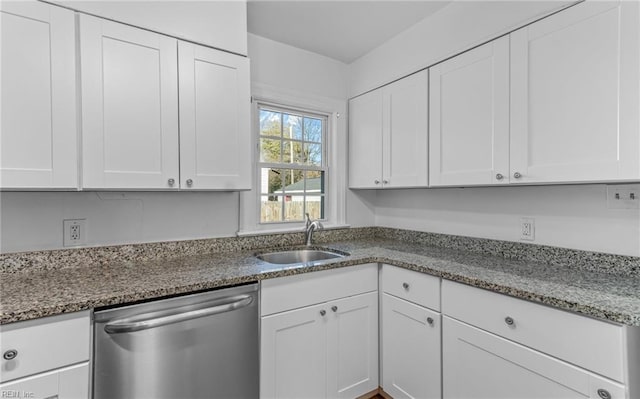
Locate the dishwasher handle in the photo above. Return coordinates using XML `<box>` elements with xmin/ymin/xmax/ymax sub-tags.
<box><xmin>104</xmin><ymin>294</ymin><xmax>254</xmax><ymax>334</ymax></box>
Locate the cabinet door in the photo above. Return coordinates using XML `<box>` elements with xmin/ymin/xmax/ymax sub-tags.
<box><xmin>1</xmin><ymin>1</ymin><xmax>77</xmax><ymax>189</ymax></box>
<box><xmin>80</xmin><ymin>15</ymin><xmax>179</xmax><ymax>189</ymax></box>
<box><xmin>381</xmin><ymin>294</ymin><xmax>441</xmax><ymax>399</ymax></box>
<box><xmin>349</xmin><ymin>90</ymin><xmax>383</xmax><ymax>189</ymax></box>
<box><xmin>442</xmin><ymin>317</ymin><xmax>626</xmax><ymax>399</ymax></box>
<box><xmin>261</xmin><ymin>303</ymin><xmax>327</xmax><ymax>399</ymax></box>
<box><xmin>178</xmin><ymin>41</ymin><xmax>251</xmax><ymax>190</ymax></box>
<box><xmin>0</xmin><ymin>363</ymin><xmax>89</xmax><ymax>399</ymax></box>
<box><xmin>326</xmin><ymin>292</ymin><xmax>378</xmax><ymax>399</ymax></box>
<box><xmin>510</xmin><ymin>1</ymin><xmax>640</xmax><ymax>184</ymax></box>
<box><xmin>383</xmin><ymin>70</ymin><xmax>429</xmax><ymax>188</ymax></box>
<box><xmin>429</xmin><ymin>37</ymin><xmax>510</xmax><ymax>186</ymax></box>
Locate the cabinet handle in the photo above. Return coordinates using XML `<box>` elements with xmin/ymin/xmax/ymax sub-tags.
<box><xmin>374</xmin><ymin>180</ymin><xmax>380</xmax><ymax>184</ymax></box>
<box><xmin>383</xmin><ymin>180</ymin><xmax>389</xmax><ymax>184</ymax></box>
<box><xmin>320</xmin><ymin>310</ymin><xmax>326</xmax><ymax>316</ymax></box>
<box><xmin>597</xmin><ymin>389</ymin><xmax>611</xmax><ymax>399</ymax></box>
<box><xmin>427</xmin><ymin>317</ymin><xmax>434</xmax><ymax>326</ymax></box>
<box><xmin>402</xmin><ymin>282</ymin><xmax>410</xmax><ymax>290</ymax></box>
<box><xmin>331</xmin><ymin>306</ymin><xmax>338</xmax><ymax>312</ymax></box>
<box><xmin>504</xmin><ymin>316</ymin><xmax>515</xmax><ymax>327</ymax></box>
<box><xmin>186</xmin><ymin>179</ymin><xmax>193</xmax><ymax>186</ymax></box>
<box><xmin>3</xmin><ymin>349</ymin><xmax>18</xmax><ymax>360</ymax></box>
<box><xmin>513</xmin><ymin>172</ymin><xmax>522</xmax><ymax>179</ymax></box>
<box><xmin>495</xmin><ymin>173</ymin><xmax>504</xmax><ymax>180</ymax></box>
<box><xmin>168</xmin><ymin>178</ymin><xmax>175</xmax><ymax>186</ymax></box>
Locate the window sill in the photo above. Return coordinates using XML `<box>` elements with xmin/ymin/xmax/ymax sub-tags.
<box><xmin>236</xmin><ymin>223</ymin><xmax>351</xmax><ymax>237</ymax></box>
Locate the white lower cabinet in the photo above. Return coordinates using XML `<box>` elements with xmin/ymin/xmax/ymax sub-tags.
<box><xmin>261</xmin><ymin>292</ymin><xmax>378</xmax><ymax>399</ymax></box>
<box><xmin>260</xmin><ymin>264</ymin><xmax>379</xmax><ymax>399</ymax></box>
<box><xmin>0</xmin><ymin>311</ymin><xmax>91</xmax><ymax>398</ymax></box>
<box><xmin>261</xmin><ymin>303</ymin><xmax>328</xmax><ymax>399</ymax></box>
<box><xmin>442</xmin><ymin>316</ymin><xmax>625</xmax><ymax>399</ymax></box>
<box><xmin>0</xmin><ymin>363</ymin><xmax>89</xmax><ymax>399</ymax></box>
<box><xmin>381</xmin><ymin>293</ymin><xmax>441</xmax><ymax>399</ymax></box>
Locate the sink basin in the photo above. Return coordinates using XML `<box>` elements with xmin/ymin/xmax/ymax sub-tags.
<box><xmin>256</xmin><ymin>248</ymin><xmax>347</xmax><ymax>265</ymax></box>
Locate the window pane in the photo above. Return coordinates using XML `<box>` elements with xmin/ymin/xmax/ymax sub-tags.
<box><xmin>283</xmin><ymin>141</ymin><xmax>306</xmax><ymax>164</ymax></box>
<box><xmin>304</xmin><ymin>117</ymin><xmax>322</xmax><ymax>142</ymax></box>
<box><xmin>306</xmin><ymin>170</ymin><xmax>325</xmax><ymax>194</ymax></box>
<box><xmin>260</xmin><ymin>110</ymin><xmax>281</xmax><ymax>137</ymax></box>
<box><xmin>261</xmin><ymin>195</ymin><xmax>283</xmax><ymax>223</ymax></box>
<box><xmin>305</xmin><ymin>196</ymin><xmax>324</xmax><ymax>220</ymax></box>
<box><xmin>283</xmin><ymin>114</ymin><xmax>302</xmax><ymax>140</ymax></box>
<box><xmin>284</xmin><ymin>195</ymin><xmax>305</xmax><ymax>222</ymax></box>
<box><xmin>304</xmin><ymin>143</ymin><xmax>322</xmax><ymax>166</ymax></box>
<box><xmin>260</xmin><ymin>138</ymin><xmax>281</xmax><ymax>163</ymax></box>
<box><xmin>260</xmin><ymin>168</ymin><xmax>284</xmax><ymax>195</ymax></box>
<box><xmin>283</xmin><ymin>169</ymin><xmax>304</xmax><ymax>195</ymax></box>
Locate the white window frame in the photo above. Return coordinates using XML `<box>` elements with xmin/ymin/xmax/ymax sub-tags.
<box><xmin>238</xmin><ymin>83</ymin><xmax>348</xmax><ymax>235</ymax></box>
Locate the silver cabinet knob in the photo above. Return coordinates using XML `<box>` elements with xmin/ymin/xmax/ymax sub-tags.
<box><xmin>427</xmin><ymin>317</ymin><xmax>434</xmax><ymax>326</ymax></box>
<box><xmin>331</xmin><ymin>306</ymin><xmax>338</xmax><ymax>312</ymax></box>
<box><xmin>597</xmin><ymin>389</ymin><xmax>611</xmax><ymax>399</ymax></box>
<box><xmin>3</xmin><ymin>349</ymin><xmax>18</xmax><ymax>360</ymax></box>
<box><xmin>402</xmin><ymin>282</ymin><xmax>409</xmax><ymax>290</ymax></box>
<box><xmin>168</xmin><ymin>178</ymin><xmax>175</xmax><ymax>186</ymax></box>
<box><xmin>320</xmin><ymin>310</ymin><xmax>326</xmax><ymax>316</ymax></box>
<box><xmin>513</xmin><ymin>172</ymin><xmax>522</xmax><ymax>179</ymax></box>
<box><xmin>495</xmin><ymin>173</ymin><xmax>504</xmax><ymax>180</ymax></box>
<box><xmin>505</xmin><ymin>316</ymin><xmax>515</xmax><ymax>326</ymax></box>
<box><xmin>186</xmin><ymin>179</ymin><xmax>193</xmax><ymax>186</ymax></box>
<box><xmin>374</xmin><ymin>180</ymin><xmax>380</xmax><ymax>184</ymax></box>
<box><xmin>382</xmin><ymin>180</ymin><xmax>389</xmax><ymax>184</ymax></box>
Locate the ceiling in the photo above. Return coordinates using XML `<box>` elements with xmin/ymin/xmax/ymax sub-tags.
<box><xmin>247</xmin><ymin>1</ymin><xmax>451</xmax><ymax>63</ymax></box>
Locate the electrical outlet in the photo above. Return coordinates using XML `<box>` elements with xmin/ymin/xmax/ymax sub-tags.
<box><xmin>520</xmin><ymin>218</ymin><xmax>535</xmax><ymax>241</ymax></box>
<box><xmin>607</xmin><ymin>184</ymin><xmax>640</xmax><ymax>209</ymax></box>
<box><xmin>63</xmin><ymin>219</ymin><xmax>86</xmax><ymax>247</ymax></box>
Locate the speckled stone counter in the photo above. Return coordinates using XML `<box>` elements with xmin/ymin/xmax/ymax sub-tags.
<box><xmin>1</xmin><ymin>229</ymin><xmax>639</xmax><ymax>326</ymax></box>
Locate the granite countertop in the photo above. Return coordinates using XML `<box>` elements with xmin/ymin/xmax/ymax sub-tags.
<box><xmin>1</xmin><ymin>237</ymin><xmax>639</xmax><ymax>326</ymax></box>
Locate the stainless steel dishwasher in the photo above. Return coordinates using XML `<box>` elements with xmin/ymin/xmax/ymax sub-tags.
<box><xmin>93</xmin><ymin>283</ymin><xmax>259</xmax><ymax>399</ymax></box>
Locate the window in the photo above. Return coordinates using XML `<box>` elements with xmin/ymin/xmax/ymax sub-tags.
<box><xmin>258</xmin><ymin>104</ymin><xmax>327</xmax><ymax>223</ymax></box>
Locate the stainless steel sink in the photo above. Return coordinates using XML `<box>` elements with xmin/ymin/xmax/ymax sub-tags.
<box><xmin>256</xmin><ymin>248</ymin><xmax>347</xmax><ymax>265</ymax></box>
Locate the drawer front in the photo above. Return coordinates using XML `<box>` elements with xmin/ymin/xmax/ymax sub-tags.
<box><xmin>261</xmin><ymin>264</ymin><xmax>378</xmax><ymax>316</ymax></box>
<box><xmin>381</xmin><ymin>264</ymin><xmax>440</xmax><ymax>310</ymax></box>
<box><xmin>442</xmin><ymin>280</ymin><xmax>625</xmax><ymax>382</ymax></box>
<box><xmin>1</xmin><ymin>311</ymin><xmax>91</xmax><ymax>383</ymax></box>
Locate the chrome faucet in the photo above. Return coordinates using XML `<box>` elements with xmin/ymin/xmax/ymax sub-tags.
<box><xmin>304</xmin><ymin>213</ymin><xmax>323</xmax><ymax>246</ymax></box>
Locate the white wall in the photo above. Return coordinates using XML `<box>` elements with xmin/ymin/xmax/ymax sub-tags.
<box><xmin>348</xmin><ymin>1</ymin><xmax>574</xmax><ymax>97</ymax></box>
<box><xmin>0</xmin><ymin>191</ymin><xmax>240</xmax><ymax>253</ymax></box>
<box><xmin>374</xmin><ymin>185</ymin><xmax>640</xmax><ymax>256</ymax></box>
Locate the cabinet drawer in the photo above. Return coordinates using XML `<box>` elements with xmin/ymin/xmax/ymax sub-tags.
<box><xmin>381</xmin><ymin>264</ymin><xmax>440</xmax><ymax>310</ymax></box>
<box><xmin>442</xmin><ymin>281</ymin><xmax>625</xmax><ymax>382</ymax></box>
<box><xmin>1</xmin><ymin>311</ymin><xmax>90</xmax><ymax>383</ymax></box>
<box><xmin>261</xmin><ymin>264</ymin><xmax>378</xmax><ymax>316</ymax></box>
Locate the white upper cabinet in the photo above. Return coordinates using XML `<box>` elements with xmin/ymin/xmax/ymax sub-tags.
<box><xmin>1</xmin><ymin>1</ymin><xmax>78</xmax><ymax>189</ymax></box>
<box><xmin>80</xmin><ymin>15</ymin><xmax>251</xmax><ymax>191</ymax></box>
<box><xmin>383</xmin><ymin>71</ymin><xmax>429</xmax><ymax>188</ymax></box>
<box><xmin>510</xmin><ymin>1</ymin><xmax>639</xmax><ymax>184</ymax></box>
<box><xmin>429</xmin><ymin>36</ymin><xmax>510</xmax><ymax>187</ymax></box>
<box><xmin>80</xmin><ymin>15</ymin><xmax>180</xmax><ymax>190</ymax></box>
<box><xmin>349</xmin><ymin>70</ymin><xmax>428</xmax><ymax>189</ymax></box>
<box><xmin>178</xmin><ymin>42</ymin><xmax>251</xmax><ymax>190</ymax></box>
<box><xmin>348</xmin><ymin>89</ymin><xmax>383</xmax><ymax>189</ymax></box>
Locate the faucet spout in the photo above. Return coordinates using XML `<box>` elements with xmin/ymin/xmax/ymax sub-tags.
<box><xmin>304</xmin><ymin>213</ymin><xmax>323</xmax><ymax>246</ymax></box>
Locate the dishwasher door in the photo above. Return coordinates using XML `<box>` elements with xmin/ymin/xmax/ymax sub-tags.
<box><xmin>93</xmin><ymin>283</ymin><xmax>259</xmax><ymax>399</ymax></box>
